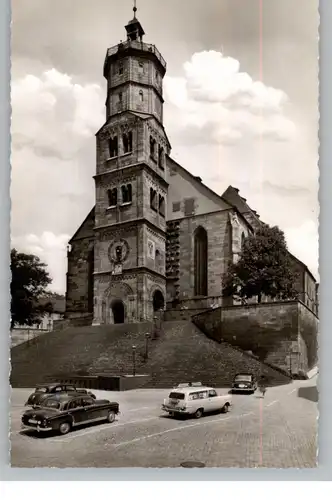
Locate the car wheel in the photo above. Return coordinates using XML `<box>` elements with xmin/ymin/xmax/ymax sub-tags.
<box><xmin>194</xmin><ymin>408</ymin><xmax>204</xmax><ymax>419</ymax></box>
<box><xmin>107</xmin><ymin>410</ymin><xmax>116</xmax><ymax>423</ymax></box>
<box><xmin>222</xmin><ymin>403</ymin><xmax>230</xmax><ymax>413</ymax></box>
<box><xmin>59</xmin><ymin>421</ymin><xmax>71</xmax><ymax>435</ymax></box>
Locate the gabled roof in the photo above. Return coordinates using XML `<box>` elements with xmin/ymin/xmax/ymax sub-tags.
<box><xmin>222</xmin><ymin>187</ymin><xmax>317</xmax><ymax>282</ymax></box>
<box><xmin>222</xmin><ymin>185</ymin><xmax>260</xmax><ymax>219</ymax></box>
<box><xmin>288</xmin><ymin>251</ymin><xmax>318</xmax><ymax>283</ymax></box>
<box><xmin>167</xmin><ymin>155</ymin><xmax>232</xmax><ymax>209</ymax></box>
<box><xmin>69</xmin><ymin>207</ymin><xmax>95</xmax><ymax>244</ymax></box>
<box><xmin>167</xmin><ymin>157</ymin><xmax>255</xmax><ymax>231</ymax></box>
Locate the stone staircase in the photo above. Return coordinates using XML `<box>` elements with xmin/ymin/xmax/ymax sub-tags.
<box><xmin>140</xmin><ymin>321</ymin><xmax>292</xmax><ymax>388</ymax></box>
<box><xmin>10</xmin><ymin>322</ymin><xmax>154</xmax><ymax>388</ymax></box>
<box><xmin>10</xmin><ymin>320</ymin><xmax>292</xmax><ymax>389</ymax></box>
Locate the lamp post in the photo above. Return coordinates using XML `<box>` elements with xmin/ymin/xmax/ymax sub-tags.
<box><xmin>145</xmin><ymin>333</ymin><xmax>150</xmax><ymax>360</ymax></box>
<box><xmin>132</xmin><ymin>345</ymin><xmax>136</xmax><ymax>376</ymax></box>
<box><xmin>153</xmin><ymin>315</ymin><xmax>158</xmax><ymax>339</ymax></box>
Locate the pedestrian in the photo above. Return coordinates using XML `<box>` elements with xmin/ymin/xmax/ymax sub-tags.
<box><xmin>259</xmin><ymin>375</ymin><xmax>267</xmax><ymax>398</ymax></box>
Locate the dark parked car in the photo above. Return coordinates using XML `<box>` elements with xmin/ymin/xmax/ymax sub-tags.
<box><xmin>21</xmin><ymin>393</ymin><xmax>120</xmax><ymax>435</ymax></box>
<box><xmin>231</xmin><ymin>373</ymin><xmax>257</xmax><ymax>393</ymax></box>
<box><xmin>25</xmin><ymin>383</ymin><xmax>96</xmax><ymax>407</ymax></box>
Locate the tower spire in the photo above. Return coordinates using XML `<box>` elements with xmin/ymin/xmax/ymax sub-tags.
<box><xmin>125</xmin><ymin>0</ymin><xmax>145</xmax><ymax>42</ymax></box>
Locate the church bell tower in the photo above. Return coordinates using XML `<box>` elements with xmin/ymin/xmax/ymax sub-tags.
<box><xmin>93</xmin><ymin>5</ymin><xmax>171</xmax><ymax>324</ymax></box>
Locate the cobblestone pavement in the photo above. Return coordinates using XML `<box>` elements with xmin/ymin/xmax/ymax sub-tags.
<box><xmin>10</xmin><ymin>377</ymin><xmax>318</xmax><ymax>468</ymax></box>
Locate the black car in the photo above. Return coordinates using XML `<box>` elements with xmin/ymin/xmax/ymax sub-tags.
<box><xmin>231</xmin><ymin>373</ymin><xmax>257</xmax><ymax>393</ymax></box>
<box><xmin>25</xmin><ymin>383</ymin><xmax>96</xmax><ymax>407</ymax></box>
<box><xmin>21</xmin><ymin>393</ymin><xmax>120</xmax><ymax>435</ymax></box>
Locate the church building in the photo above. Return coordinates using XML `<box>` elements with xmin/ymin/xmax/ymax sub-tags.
<box><xmin>65</xmin><ymin>9</ymin><xmax>318</xmax><ymax>325</ymax></box>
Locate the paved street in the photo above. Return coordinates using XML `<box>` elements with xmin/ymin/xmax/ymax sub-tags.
<box><xmin>10</xmin><ymin>377</ymin><xmax>318</xmax><ymax>468</ymax></box>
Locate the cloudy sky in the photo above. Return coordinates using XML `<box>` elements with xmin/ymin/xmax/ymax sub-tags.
<box><xmin>11</xmin><ymin>0</ymin><xmax>319</xmax><ymax>293</ymax></box>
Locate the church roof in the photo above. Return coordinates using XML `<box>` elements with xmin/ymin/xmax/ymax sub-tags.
<box><xmin>222</xmin><ymin>186</ymin><xmax>317</xmax><ymax>282</ymax></box>
<box><xmin>287</xmin><ymin>251</ymin><xmax>317</xmax><ymax>283</ymax></box>
<box><xmin>167</xmin><ymin>156</ymin><xmax>254</xmax><ymax>231</ymax></box>
<box><xmin>69</xmin><ymin>206</ymin><xmax>95</xmax><ymax>244</ymax></box>
<box><xmin>167</xmin><ymin>155</ymin><xmax>231</xmax><ymax>208</ymax></box>
<box><xmin>222</xmin><ymin>185</ymin><xmax>260</xmax><ymax>219</ymax></box>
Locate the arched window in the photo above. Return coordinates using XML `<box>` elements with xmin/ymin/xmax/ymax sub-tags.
<box><xmin>241</xmin><ymin>232</ymin><xmax>246</xmax><ymax>249</ymax></box>
<box><xmin>121</xmin><ymin>184</ymin><xmax>132</xmax><ymax>204</ymax></box>
<box><xmin>158</xmin><ymin>145</ymin><xmax>164</xmax><ymax>170</ymax></box>
<box><xmin>194</xmin><ymin>227</ymin><xmax>208</xmax><ymax>296</ymax></box>
<box><xmin>150</xmin><ymin>136</ymin><xmax>156</xmax><ymax>158</ymax></box>
<box><xmin>109</xmin><ymin>136</ymin><xmax>118</xmax><ymax>158</ymax></box>
<box><xmin>122</xmin><ymin>131</ymin><xmax>133</xmax><ymax>154</ymax></box>
<box><xmin>150</xmin><ymin>188</ymin><xmax>157</xmax><ymax>211</ymax></box>
<box><xmin>139</xmin><ymin>90</ymin><xmax>144</xmax><ymax>102</ymax></box>
<box><xmin>107</xmin><ymin>188</ymin><xmax>117</xmax><ymax>207</ymax></box>
<box><xmin>158</xmin><ymin>195</ymin><xmax>165</xmax><ymax>217</ymax></box>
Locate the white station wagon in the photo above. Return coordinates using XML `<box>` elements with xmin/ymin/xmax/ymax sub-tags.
<box><xmin>161</xmin><ymin>383</ymin><xmax>232</xmax><ymax>419</ymax></box>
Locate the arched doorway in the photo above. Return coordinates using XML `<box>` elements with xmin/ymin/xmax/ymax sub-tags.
<box><xmin>111</xmin><ymin>299</ymin><xmax>125</xmax><ymax>324</ymax></box>
<box><xmin>194</xmin><ymin>226</ymin><xmax>208</xmax><ymax>296</ymax></box>
<box><xmin>153</xmin><ymin>290</ymin><xmax>165</xmax><ymax>311</ymax></box>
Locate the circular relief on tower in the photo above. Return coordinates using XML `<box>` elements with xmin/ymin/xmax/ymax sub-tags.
<box><xmin>108</xmin><ymin>239</ymin><xmax>130</xmax><ymax>264</ymax></box>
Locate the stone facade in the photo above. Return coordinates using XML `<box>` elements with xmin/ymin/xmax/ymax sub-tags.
<box><xmin>166</xmin><ymin>209</ymin><xmax>250</xmax><ymax>306</ymax></box>
<box><xmin>65</xmin><ymin>13</ymin><xmax>318</xmax><ymax>327</ymax></box>
<box><xmin>192</xmin><ymin>300</ymin><xmax>318</xmax><ymax>375</ymax></box>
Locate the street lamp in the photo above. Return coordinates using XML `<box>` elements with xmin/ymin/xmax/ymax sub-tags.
<box><xmin>145</xmin><ymin>332</ymin><xmax>150</xmax><ymax>360</ymax></box>
<box><xmin>132</xmin><ymin>345</ymin><xmax>137</xmax><ymax>376</ymax></box>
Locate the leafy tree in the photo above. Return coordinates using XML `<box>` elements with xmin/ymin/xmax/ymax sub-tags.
<box><xmin>223</xmin><ymin>225</ymin><xmax>298</xmax><ymax>304</ymax></box>
<box><xmin>10</xmin><ymin>249</ymin><xmax>53</xmax><ymax>328</ymax></box>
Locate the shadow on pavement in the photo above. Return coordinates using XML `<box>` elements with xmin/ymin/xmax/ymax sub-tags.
<box><xmin>297</xmin><ymin>386</ymin><xmax>318</xmax><ymax>403</ymax></box>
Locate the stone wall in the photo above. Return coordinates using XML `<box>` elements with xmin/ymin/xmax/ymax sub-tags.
<box><xmin>192</xmin><ymin>300</ymin><xmax>318</xmax><ymax>376</ymax></box>
<box><xmin>172</xmin><ymin>209</ymin><xmax>250</xmax><ymax>302</ymax></box>
<box><xmin>299</xmin><ymin>302</ymin><xmax>319</xmax><ymax>370</ymax></box>
<box><xmin>106</xmin><ymin>54</ymin><xmax>164</xmax><ymax>123</ymax></box>
<box><xmin>164</xmin><ymin>296</ymin><xmax>223</xmax><ymax>321</ymax></box>
<box><xmin>66</xmin><ymin>238</ymin><xmax>94</xmax><ymax>317</ymax></box>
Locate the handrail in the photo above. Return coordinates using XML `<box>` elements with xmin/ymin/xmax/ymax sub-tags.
<box><xmin>106</xmin><ymin>40</ymin><xmax>166</xmax><ymax>69</ymax></box>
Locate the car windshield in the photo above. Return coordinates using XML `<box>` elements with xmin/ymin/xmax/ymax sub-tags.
<box><xmin>39</xmin><ymin>399</ymin><xmax>61</xmax><ymax>409</ymax></box>
<box><xmin>169</xmin><ymin>392</ymin><xmax>185</xmax><ymax>400</ymax></box>
<box><xmin>35</xmin><ymin>387</ymin><xmax>48</xmax><ymax>393</ymax></box>
<box><xmin>235</xmin><ymin>375</ymin><xmax>252</xmax><ymax>382</ymax></box>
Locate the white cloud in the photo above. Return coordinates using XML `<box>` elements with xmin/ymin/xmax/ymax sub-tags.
<box><xmin>12</xmin><ymin>232</ymin><xmax>70</xmax><ymax>294</ymax></box>
<box><xmin>164</xmin><ymin>51</ymin><xmax>296</xmax><ymax>145</ymax></box>
<box><xmin>10</xmin><ymin>69</ymin><xmax>100</xmax><ymax>232</ymax></box>
<box><xmin>11</xmin><ymin>68</ymin><xmax>104</xmax><ymax>159</ymax></box>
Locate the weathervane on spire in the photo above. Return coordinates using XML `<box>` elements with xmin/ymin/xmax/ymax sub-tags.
<box><xmin>133</xmin><ymin>0</ymin><xmax>137</xmax><ymax>18</ymax></box>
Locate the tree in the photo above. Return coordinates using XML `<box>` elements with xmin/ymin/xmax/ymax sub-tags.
<box><xmin>10</xmin><ymin>249</ymin><xmax>53</xmax><ymax>328</ymax></box>
<box><xmin>223</xmin><ymin>225</ymin><xmax>298</xmax><ymax>304</ymax></box>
